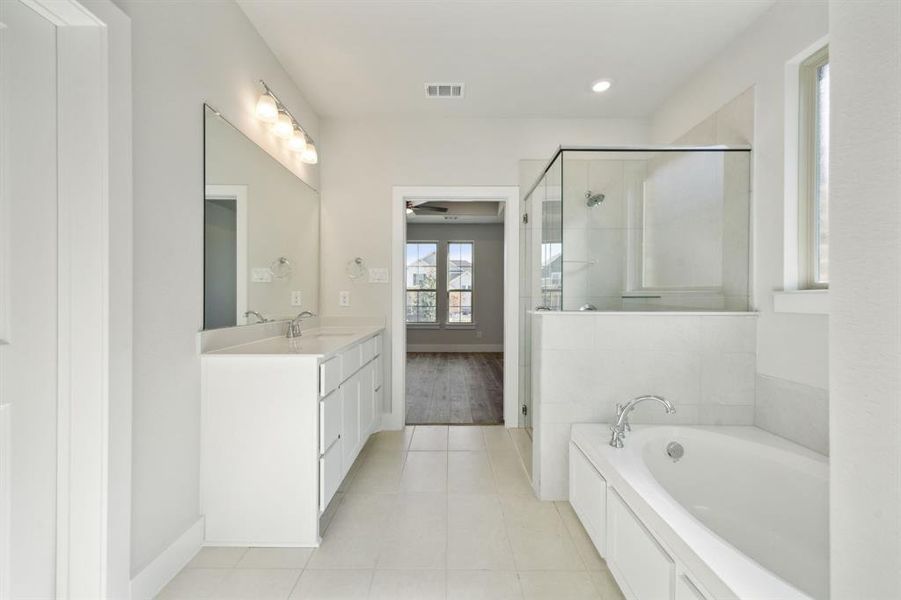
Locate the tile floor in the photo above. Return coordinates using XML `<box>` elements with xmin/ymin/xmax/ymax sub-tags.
<box><xmin>156</xmin><ymin>425</ymin><xmax>624</xmax><ymax>600</ymax></box>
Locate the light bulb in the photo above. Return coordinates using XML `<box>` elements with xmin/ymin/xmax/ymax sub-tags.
<box><xmin>255</xmin><ymin>93</ymin><xmax>278</xmax><ymax>123</ymax></box>
<box><xmin>591</xmin><ymin>79</ymin><xmax>612</xmax><ymax>93</ymax></box>
<box><xmin>406</xmin><ymin>207</ymin><xmax>414</xmax><ymax>215</ymax></box>
<box><xmin>273</xmin><ymin>111</ymin><xmax>293</xmax><ymax>138</ymax></box>
<box><xmin>300</xmin><ymin>142</ymin><xmax>318</xmax><ymax>164</ymax></box>
<box><xmin>289</xmin><ymin>128</ymin><xmax>308</xmax><ymax>152</ymax></box>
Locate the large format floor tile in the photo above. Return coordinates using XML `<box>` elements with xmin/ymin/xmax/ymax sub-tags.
<box><xmin>157</xmin><ymin>426</ymin><xmax>623</xmax><ymax>600</ymax></box>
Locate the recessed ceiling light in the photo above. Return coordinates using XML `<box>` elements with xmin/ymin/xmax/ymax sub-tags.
<box><xmin>591</xmin><ymin>79</ymin><xmax>612</xmax><ymax>94</ymax></box>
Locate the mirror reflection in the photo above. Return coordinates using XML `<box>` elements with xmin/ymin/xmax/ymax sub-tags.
<box><xmin>203</xmin><ymin>104</ymin><xmax>319</xmax><ymax>330</ymax></box>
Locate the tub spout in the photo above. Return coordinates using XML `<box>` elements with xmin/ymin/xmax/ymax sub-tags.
<box><xmin>609</xmin><ymin>395</ymin><xmax>676</xmax><ymax>448</ymax></box>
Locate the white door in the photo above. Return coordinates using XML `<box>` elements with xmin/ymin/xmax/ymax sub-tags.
<box><xmin>0</xmin><ymin>1</ymin><xmax>59</xmax><ymax>597</ymax></box>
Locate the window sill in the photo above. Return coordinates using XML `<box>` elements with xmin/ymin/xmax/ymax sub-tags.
<box><xmin>445</xmin><ymin>323</ymin><xmax>477</xmax><ymax>330</ymax></box>
<box><xmin>406</xmin><ymin>323</ymin><xmax>441</xmax><ymax>330</ymax></box>
<box><xmin>773</xmin><ymin>289</ymin><xmax>829</xmax><ymax>315</ymax></box>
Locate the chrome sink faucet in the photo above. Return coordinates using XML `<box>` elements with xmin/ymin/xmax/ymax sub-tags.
<box><xmin>244</xmin><ymin>310</ymin><xmax>267</xmax><ymax>324</ymax></box>
<box><xmin>286</xmin><ymin>311</ymin><xmax>317</xmax><ymax>339</ymax></box>
<box><xmin>609</xmin><ymin>395</ymin><xmax>676</xmax><ymax>448</ymax></box>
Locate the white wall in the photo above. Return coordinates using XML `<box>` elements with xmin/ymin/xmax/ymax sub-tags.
<box><xmin>650</xmin><ymin>0</ymin><xmax>831</xmax><ymax>449</ymax></box>
<box><xmin>114</xmin><ymin>0</ymin><xmax>320</xmax><ymax>576</ymax></box>
<box><xmin>829</xmin><ymin>0</ymin><xmax>901</xmax><ymax>595</ymax></box>
<box><xmin>320</xmin><ymin>117</ymin><xmax>649</xmax><ymax>420</ymax></box>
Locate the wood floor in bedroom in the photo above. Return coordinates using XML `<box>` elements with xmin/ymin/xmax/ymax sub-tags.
<box><xmin>405</xmin><ymin>352</ymin><xmax>504</xmax><ymax>425</ymax></box>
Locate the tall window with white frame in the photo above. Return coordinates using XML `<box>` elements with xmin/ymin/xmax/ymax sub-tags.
<box><xmin>406</xmin><ymin>242</ymin><xmax>438</xmax><ymax>323</ymax></box>
<box><xmin>447</xmin><ymin>242</ymin><xmax>474</xmax><ymax>323</ymax></box>
<box><xmin>799</xmin><ymin>46</ymin><xmax>830</xmax><ymax>288</ymax></box>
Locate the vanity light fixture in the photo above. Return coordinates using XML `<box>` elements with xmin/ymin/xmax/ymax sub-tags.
<box><xmin>300</xmin><ymin>141</ymin><xmax>318</xmax><ymax>165</ymax></box>
<box><xmin>255</xmin><ymin>92</ymin><xmax>279</xmax><ymax>123</ymax></box>
<box><xmin>591</xmin><ymin>79</ymin><xmax>613</xmax><ymax>93</ymax></box>
<box><xmin>254</xmin><ymin>79</ymin><xmax>318</xmax><ymax>163</ymax></box>
<box><xmin>273</xmin><ymin>111</ymin><xmax>294</xmax><ymax>138</ymax></box>
<box><xmin>289</xmin><ymin>127</ymin><xmax>307</xmax><ymax>152</ymax></box>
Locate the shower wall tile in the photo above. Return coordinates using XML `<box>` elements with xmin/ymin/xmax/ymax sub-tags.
<box><xmin>531</xmin><ymin>311</ymin><xmax>757</xmax><ymax>500</ymax></box>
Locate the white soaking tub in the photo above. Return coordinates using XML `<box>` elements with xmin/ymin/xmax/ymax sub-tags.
<box><xmin>569</xmin><ymin>424</ymin><xmax>828</xmax><ymax>600</ymax></box>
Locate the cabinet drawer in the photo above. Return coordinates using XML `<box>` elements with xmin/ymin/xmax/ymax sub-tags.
<box><xmin>320</xmin><ymin>390</ymin><xmax>341</xmax><ymax>455</ymax></box>
<box><xmin>319</xmin><ymin>440</ymin><xmax>343</xmax><ymax>512</ymax></box>
<box><xmin>340</xmin><ymin>345</ymin><xmax>362</xmax><ymax>380</ymax></box>
<box><xmin>374</xmin><ymin>355</ymin><xmax>383</xmax><ymax>390</ymax></box>
<box><xmin>374</xmin><ymin>334</ymin><xmax>382</xmax><ymax>357</ymax></box>
<box><xmin>569</xmin><ymin>442</ymin><xmax>607</xmax><ymax>556</ymax></box>
<box><xmin>320</xmin><ymin>356</ymin><xmax>341</xmax><ymax>396</ymax></box>
<box><xmin>360</xmin><ymin>337</ymin><xmax>376</xmax><ymax>364</ymax></box>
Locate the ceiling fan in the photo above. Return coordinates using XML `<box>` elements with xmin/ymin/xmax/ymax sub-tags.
<box><xmin>406</xmin><ymin>201</ymin><xmax>449</xmax><ymax>215</ymax></box>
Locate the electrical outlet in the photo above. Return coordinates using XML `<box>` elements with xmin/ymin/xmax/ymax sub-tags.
<box><xmin>291</xmin><ymin>291</ymin><xmax>303</xmax><ymax>307</ymax></box>
<box><xmin>475</xmin><ymin>330</ymin><xmax>483</xmax><ymax>339</ymax></box>
<box><xmin>339</xmin><ymin>291</ymin><xmax>351</xmax><ymax>307</ymax></box>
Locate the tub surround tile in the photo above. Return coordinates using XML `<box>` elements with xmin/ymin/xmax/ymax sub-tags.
<box><xmin>532</xmin><ymin>311</ymin><xmax>757</xmax><ymax>499</ymax></box>
<box><xmin>755</xmin><ymin>374</ymin><xmax>829</xmax><ymax>455</ymax></box>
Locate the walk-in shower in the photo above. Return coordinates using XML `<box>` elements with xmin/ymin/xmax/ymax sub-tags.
<box><xmin>518</xmin><ymin>146</ymin><xmax>752</xmax><ymax>428</ymax></box>
<box><xmin>522</xmin><ymin>146</ymin><xmax>751</xmax><ymax>313</ymax></box>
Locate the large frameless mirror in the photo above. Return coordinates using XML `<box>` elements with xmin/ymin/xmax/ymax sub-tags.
<box><xmin>203</xmin><ymin>104</ymin><xmax>320</xmax><ymax>330</ymax></box>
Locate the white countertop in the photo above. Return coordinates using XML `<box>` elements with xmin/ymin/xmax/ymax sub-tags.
<box><xmin>202</xmin><ymin>326</ymin><xmax>384</xmax><ymax>359</ymax></box>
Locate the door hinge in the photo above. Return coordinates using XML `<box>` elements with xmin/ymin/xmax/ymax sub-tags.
<box><xmin>521</xmin><ymin>404</ymin><xmax>528</xmax><ymax>416</ymax></box>
<box><xmin>522</xmin><ymin>212</ymin><xmax>529</xmax><ymax>224</ymax></box>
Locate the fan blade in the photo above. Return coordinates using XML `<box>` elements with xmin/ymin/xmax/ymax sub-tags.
<box><xmin>414</xmin><ymin>205</ymin><xmax>449</xmax><ymax>213</ymax></box>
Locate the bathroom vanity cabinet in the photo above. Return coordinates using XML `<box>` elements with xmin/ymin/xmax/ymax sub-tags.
<box><xmin>200</xmin><ymin>328</ymin><xmax>383</xmax><ymax>547</ymax></box>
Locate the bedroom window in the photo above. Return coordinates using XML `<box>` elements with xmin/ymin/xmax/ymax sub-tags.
<box><xmin>447</xmin><ymin>242</ymin><xmax>474</xmax><ymax>323</ymax></box>
<box><xmin>406</xmin><ymin>242</ymin><xmax>438</xmax><ymax>323</ymax></box>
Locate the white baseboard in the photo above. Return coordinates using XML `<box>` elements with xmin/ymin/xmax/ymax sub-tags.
<box><xmin>130</xmin><ymin>517</ymin><xmax>204</xmax><ymax>600</ymax></box>
<box><xmin>406</xmin><ymin>344</ymin><xmax>503</xmax><ymax>353</ymax></box>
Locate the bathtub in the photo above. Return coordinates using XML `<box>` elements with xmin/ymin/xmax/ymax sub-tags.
<box><xmin>570</xmin><ymin>424</ymin><xmax>828</xmax><ymax>600</ymax></box>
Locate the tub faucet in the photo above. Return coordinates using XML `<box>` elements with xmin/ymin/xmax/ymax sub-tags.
<box><xmin>286</xmin><ymin>311</ymin><xmax>317</xmax><ymax>338</ymax></box>
<box><xmin>609</xmin><ymin>395</ymin><xmax>676</xmax><ymax>448</ymax></box>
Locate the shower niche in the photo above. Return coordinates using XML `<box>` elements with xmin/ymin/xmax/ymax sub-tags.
<box><xmin>522</xmin><ymin>147</ymin><xmax>752</xmax><ymax>313</ymax></box>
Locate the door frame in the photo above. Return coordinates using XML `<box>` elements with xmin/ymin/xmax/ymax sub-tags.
<box><xmin>0</xmin><ymin>1</ymin><xmax>132</xmax><ymax>598</ymax></box>
<box><xmin>389</xmin><ymin>186</ymin><xmax>519</xmax><ymax>429</ymax></box>
<box><xmin>205</xmin><ymin>184</ymin><xmax>249</xmax><ymax>325</ymax></box>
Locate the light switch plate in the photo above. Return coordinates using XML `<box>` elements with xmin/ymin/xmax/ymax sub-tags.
<box><xmin>339</xmin><ymin>291</ymin><xmax>351</xmax><ymax>307</ymax></box>
<box><xmin>291</xmin><ymin>291</ymin><xmax>303</xmax><ymax>306</ymax></box>
<box><xmin>368</xmin><ymin>267</ymin><xmax>389</xmax><ymax>283</ymax></box>
<box><xmin>251</xmin><ymin>267</ymin><xmax>273</xmax><ymax>283</ymax></box>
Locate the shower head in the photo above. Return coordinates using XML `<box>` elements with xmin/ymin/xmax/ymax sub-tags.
<box><xmin>585</xmin><ymin>191</ymin><xmax>605</xmax><ymax>207</ymax></box>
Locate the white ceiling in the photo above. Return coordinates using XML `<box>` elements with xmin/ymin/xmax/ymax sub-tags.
<box><xmin>238</xmin><ymin>0</ymin><xmax>774</xmax><ymax>119</ymax></box>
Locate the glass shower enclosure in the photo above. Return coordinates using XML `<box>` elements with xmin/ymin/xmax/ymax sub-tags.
<box><xmin>518</xmin><ymin>146</ymin><xmax>752</xmax><ymax>427</ymax></box>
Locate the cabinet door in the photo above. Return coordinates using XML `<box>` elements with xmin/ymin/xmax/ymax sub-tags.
<box><xmin>675</xmin><ymin>574</ymin><xmax>708</xmax><ymax>600</ymax></box>
<box><xmin>569</xmin><ymin>442</ymin><xmax>607</xmax><ymax>556</ymax></box>
<box><xmin>358</xmin><ymin>361</ymin><xmax>375</xmax><ymax>440</ymax></box>
<box><xmin>608</xmin><ymin>490</ymin><xmax>675</xmax><ymax>600</ymax></box>
<box><xmin>320</xmin><ymin>438</ymin><xmax>343</xmax><ymax>512</ymax></box>
<box><xmin>341</xmin><ymin>372</ymin><xmax>361</xmax><ymax>470</ymax></box>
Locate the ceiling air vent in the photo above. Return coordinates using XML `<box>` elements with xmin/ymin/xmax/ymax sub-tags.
<box><xmin>425</xmin><ymin>83</ymin><xmax>464</xmax><ymax>98</ymax></box>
